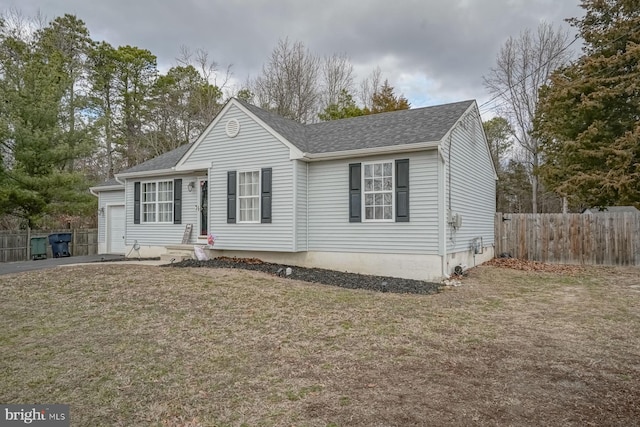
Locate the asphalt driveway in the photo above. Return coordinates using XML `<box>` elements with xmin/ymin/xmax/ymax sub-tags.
<box><xmin>0</xmin><ymin>254</ymin><xmax>126</xmax><ymax>276</ymax></box>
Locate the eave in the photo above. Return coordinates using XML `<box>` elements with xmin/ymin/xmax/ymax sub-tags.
<box><xmin>301</xmin><ymin>140</ymin><xmax>441</xmax><ymax>162</ymax></box>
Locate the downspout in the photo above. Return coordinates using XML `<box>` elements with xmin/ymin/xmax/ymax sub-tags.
<box><xmin>306</xmin><ymin>162</ymin><xmax>309</xmax><ymax>252</ymax></box>
<box><xmin>292</xmin><ymin>161</ymin><xmax>298</xmax><ymax>252</ymax></box>
<box><xmin>438</xmin><ymin>147</ymin><xmax>448</xmax><ymax>278</ymax></box>
<box><xmin>89</xmin><ymin>188</ymin><xmax>98</xmax><ymax>197</ymax></box>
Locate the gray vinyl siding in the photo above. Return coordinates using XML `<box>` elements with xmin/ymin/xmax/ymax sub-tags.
<box><xmin>98</xmin><ymin>189</ymin><xmax>125</xmax><ymax>243</ymax></box>
<box><xmin>125</xmin><ymin>175</ymin><xmax>199</xmax><ymax>246</ymax></box>
<box><xmin>296</xmin><ymin>160</ymin><xmax>308</xmax><ymax>251</ymax></box>
<box><xmin>206</xmin><ymin>106</ymin><xmax>295</xmax><ymax>251</ymax></box>
<box><xmin>308</xmin><ymin>151</ymin><xmax>440</xmax><ymax>254</ymax></box>
<box><xmin>445</xmin><ymin>111</ymin><xmax>496</xmax><ymax>252</ymax></box>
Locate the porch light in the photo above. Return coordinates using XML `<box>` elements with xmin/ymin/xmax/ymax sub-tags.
<box><xmin>188</xmin><ymin>181</ymin><xmax>195</xmax><ymax>192</ymax></box>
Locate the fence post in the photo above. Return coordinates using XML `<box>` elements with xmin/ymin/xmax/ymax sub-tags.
<box><xmin>72</xmin><ymin>229</ymin><xmax>77</xmax><ymax>256</ymax></box>
<box><xmin>26</xmin><ymin>227</ymin><xmax>31</xmax><ymax>261</ymax></box>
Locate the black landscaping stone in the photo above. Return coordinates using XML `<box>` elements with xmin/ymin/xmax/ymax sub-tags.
<box><xmin>163</xmin><ymin>257</ymin><xmax>442</xmax><ymax>295</ymax></box>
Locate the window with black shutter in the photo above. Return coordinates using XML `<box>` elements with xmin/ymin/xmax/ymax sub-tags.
<box><xmin>395</xmin><ymin>159</ymin><xmax>409</xmax><ymax>222</ymax></box>
<box><xmin>349</xmin><ymin>163</ymin><xmax>362</xmax><ymax>222</ymax></box>
<box><xmin>227</xmin><ymin>171</ymin><xmax>236</xmax><ymax>223</ymax></box>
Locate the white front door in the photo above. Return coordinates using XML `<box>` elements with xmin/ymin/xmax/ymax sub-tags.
<box><xmin>107</xmin><ymin>205</ymin><xmax>126</xmax><ymax>254</ymax></box>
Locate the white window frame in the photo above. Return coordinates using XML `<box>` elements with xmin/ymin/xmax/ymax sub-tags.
<box><xmin>237</xmin><ymin>170</ymin><xmax>261</xmax><ymax>223</ymax></box>
<box><xmin>141</xmin><ymin>180</ymin><xmax>174</xmax><ymax>224</ymax></box>
<box><xmin>362</xmin><ymin>160</ymin><xmax>395</xmax><ymax>222</ymax></box>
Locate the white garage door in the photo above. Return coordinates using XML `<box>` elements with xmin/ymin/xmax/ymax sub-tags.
<box><xmin>107</xmin><ymin>205</ymin><xmax>126</xmax><ymax>254</ymax></box>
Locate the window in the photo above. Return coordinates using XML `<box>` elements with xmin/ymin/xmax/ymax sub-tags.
<box><xmin>349</xmin><ymin>159</ymin><xmax>409</xmax><ymax>223</ymax></box>
<box><xmin>227</xmin><ymin>169</ymin><xmax>272</xmax><ymax>224</ymax></box>
<box><xmin>363</xmin><ymin>161</ymin><xmax>394</xmax><ymax>221</ymax></box>
<box><xmin>142</xmin><ymin>181</ymin><xmax>173</xmax><ymax>223</ymax></box>
<box><xmin>238</xmin><ymin>171</ymin><xmax>260</xmax><ymax>222</ymax></box>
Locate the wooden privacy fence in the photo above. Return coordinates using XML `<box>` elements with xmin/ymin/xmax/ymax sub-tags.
<box><xmin>0</xmin><ymin>229</ymin><xmax>98</xmax><ymax>263</ymax></box>
<box><xmin>495</xmin><ymin>213</ymin><xmax>640</xmax><ymax>266</ymax></box>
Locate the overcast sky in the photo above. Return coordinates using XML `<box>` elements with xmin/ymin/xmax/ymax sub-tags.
<box><xmin>2</xmin><ymin>0</ymin><xmax>584</xmax><ymax>117</ymax></box>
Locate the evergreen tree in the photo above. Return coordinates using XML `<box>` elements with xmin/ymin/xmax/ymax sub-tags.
<box><xmin>318</xmin><ymin>89</ymin><xmax>364</xmax><ymax>121</ymax></box>
<box><xmin>367</xmin><ymin>80</ymin><xmax>410</xmax><ymax>114</ymax></box>
<box><xmin>0</xmin><ymin>17</ymin><xmax>94</xmax><ymax>226</ymax></box>
<box><xmin>536</xmin><ymin>0</ymin><xmax>640</xmax><ymax>208</ymax></box>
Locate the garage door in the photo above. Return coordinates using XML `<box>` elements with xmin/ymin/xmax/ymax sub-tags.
<box><xmin>107</xmin><ymin>205</ymin><xmax>126</xmax><ymax>254</ymax></box>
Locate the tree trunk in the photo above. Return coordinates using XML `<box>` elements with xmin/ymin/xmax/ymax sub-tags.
<box><xmin>532</xmin><ymin>153</ymin><xmax>539</xmax><ymax>213</ymax></box>
<box><xmin>105</xmin><ymin>89</ymin><xmax>114</xmax><ymax>178</ymax></box>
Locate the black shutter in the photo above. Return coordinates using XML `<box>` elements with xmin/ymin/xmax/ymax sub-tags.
<box><xmin>261</xmin><ymin>168</ymin><xmax>272</xmax><ymax>223</ymax></box>
<box><xmin>227</xmin><ymin>171</ymin><xmax>236</xmax><ymax>223</ymax></box>
<box><xmin>395</xmin><ymin>159</ymin><xmax>409</xmax><ymax>222</ymax></box>
<box><xmin>134</xmin><ymin>181</ymin><xmax>141</xmax><ymax>224</ymax></box>
<box><xmin>173</xmin><ymin>179</ymin><xmax>182</xmax><ymax>224</ymax></box>
<box><xmin>349</xmin><ymin>163</ymin><xmax>361</xmax><ymax>222</ymax></box>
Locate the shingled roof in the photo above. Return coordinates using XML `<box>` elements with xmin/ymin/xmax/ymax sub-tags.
<box><xmin>237</xmin><ymin>100</ymin><xmax>308</xmax><ymax>150</ymax></box>
<box><xmin>91</xmin><ymin>177</ymin><xmax>121</xmax><ymax>189</ymax></box>
<box><xmin>120</xmin><ymin>142</ymin><xmax>195</xmax><ymax>174</ymax></box>
<box><xmin>96</xmin><ymin>99</ymin><xmax>476</xmax><ymax>188</ymax></box>
<box><xmin>237</xmin><ymin>98</ymin><xmax>475</xmax><ymax>154</ymax></box>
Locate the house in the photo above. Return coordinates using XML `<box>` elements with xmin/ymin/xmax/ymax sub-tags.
<box><xmin>90</xmin><ymin>98</ymin><xmax>497</xmax><ymax>280</ymax></box>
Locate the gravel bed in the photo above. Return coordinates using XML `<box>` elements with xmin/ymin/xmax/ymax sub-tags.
<box><xmin>164</xmin><ymin>257</ymin><xmax>442</xmax><ymax>295</ymax></box>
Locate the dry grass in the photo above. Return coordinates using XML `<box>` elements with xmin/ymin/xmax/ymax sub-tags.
<box><xmin>1</xmin><ymin>263</ymin><xmax>639</xmax><ymax>426</ymax></box>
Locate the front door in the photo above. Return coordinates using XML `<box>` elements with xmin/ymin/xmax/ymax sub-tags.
<box><xmin>199</xmin><ymin>178</ymin><xmax>208</xmax><ymax>236</ymax></box>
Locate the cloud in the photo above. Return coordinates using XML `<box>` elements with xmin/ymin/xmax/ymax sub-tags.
<box><xmin>3</xmin><ymin>0</ymin><xmax>583</xmax><ymax>112</ymax></box>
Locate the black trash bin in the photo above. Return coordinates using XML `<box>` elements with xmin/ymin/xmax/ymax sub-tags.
<box><xmin>48</xmin><ymin>233</ymin><xmax>72</xmax><ymax>257</ymax></box>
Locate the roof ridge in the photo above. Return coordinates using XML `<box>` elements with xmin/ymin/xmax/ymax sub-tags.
<box><xmin>305</xmin><ymin>99</ymin><xmax>475</xmax><ymax>129</ymax></box>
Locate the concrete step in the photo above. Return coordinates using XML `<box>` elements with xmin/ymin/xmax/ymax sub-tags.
<box><xmin>161</xmin><ymin>244</ymin><xmax>208</xmax><ymax>263</ymax></box>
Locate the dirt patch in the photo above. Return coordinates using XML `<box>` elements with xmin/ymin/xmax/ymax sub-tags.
<box><xmin>164</xmin><ymin>257</ymin><xmax>443</xmax><ymax>295</ymax></box>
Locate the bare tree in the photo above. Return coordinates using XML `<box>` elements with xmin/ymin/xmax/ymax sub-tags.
<box><xmin>319</xmin><ymin>52</ymin><xmax>354</xmax><ymax>110</ymax></box>
<box><xmin>177</xmin><ymin>45</ymin><xmax>232</xmax><ymax>90</ymax></box>
<box><xmin>253</xmin><ymin>38</ymin><xmax>319</xmax><ymax>123</ymax></box>
<box><xmin>359</xmin><ymin>66</ymin><xmax>382</xmax><ymax>111</ymax></box>
<box><xmin>483</xmin><ymin>21</ymin><xmax>573</xmax><ymax>213</ymax></box>
<box><xmin>0</xmin><ymin>7</ymin><xmax>46</xmax><ymax>44</ymax></box>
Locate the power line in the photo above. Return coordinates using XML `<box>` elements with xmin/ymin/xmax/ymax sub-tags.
<box><xmin>480</xmin><ymin>21</ymin><xmax>640</xmax><ymax>115</ymax></box>
<box><xmin>479</xmin><ymin>34</ymin><xmax>581</xmax><ymax>112</ymax></box>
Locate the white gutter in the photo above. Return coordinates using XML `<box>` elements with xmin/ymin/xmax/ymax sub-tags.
<box><xmin>438</xmin><ymin>146</ymin><xmax>448</xmax><ymax>278</ymax></box>
<box><xmin>90</xmin><ymin>183</ymin><xmax>125</xmax><ymax>196</ymax></box>
<box><xmin>115</xmin><ymin>168</ymin><xmax>180</xmax><ymax>179</ymax></box>
<box><xmin>302</xmin><ymin>140</ymin><xmax>440</xmax><ymax>162</ymax></box>
<box><xmin>306</xmin><ymin>162</ymin><xmax>309</xmax><ymax>251</ymax></box>
<box><xmin>174</xmin><ymin>162</ymin><xmax>212</xmax><ymax>172</ymax></box>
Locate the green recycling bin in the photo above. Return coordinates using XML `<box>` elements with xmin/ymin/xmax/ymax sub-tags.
<box><xmin>30</xmin><ymin>236</ymin><xmax>47</xmax><ymax>260</ymax></box>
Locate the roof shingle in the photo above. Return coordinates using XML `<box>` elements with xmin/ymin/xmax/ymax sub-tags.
<box><xmin>236</xmin><ymin>98</ymin><xmax>474</xmax><ymax>154</ymax></box>
<box><xmin>119</xmin><ymin>142</ymin><xmax>195</xmax><ymax>174</ymax></box>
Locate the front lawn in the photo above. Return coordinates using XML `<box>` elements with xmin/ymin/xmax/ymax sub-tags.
<box><xmin>1</xmin><ymin>264</ymin><xmax>639</xmax><ymax>426</ymax></box>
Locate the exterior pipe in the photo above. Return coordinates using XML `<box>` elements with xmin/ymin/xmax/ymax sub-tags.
<box><xmin>438</xmin><ymin>147</ymin><xmax>449</xmax><ymax>278</ymax></box>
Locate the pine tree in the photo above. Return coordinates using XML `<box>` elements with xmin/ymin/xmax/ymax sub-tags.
<box><xmin>318</xmin><ymin>89</ymin><xmax>364</xmax><ymax>121</ymax></box>
<box><xmin>0</xmin><ymin>17</ymin><xmax>94</xmax><ymax>226</ymax></box>
<box><xmin>536</xmin><ymin>0</ymin><xmax>640</xmax><ymax>208</ymax></box>
<box><xmin>367</xmin><ymin>80</ymin><xmax>410</xmax><ymax>114</ymax></box>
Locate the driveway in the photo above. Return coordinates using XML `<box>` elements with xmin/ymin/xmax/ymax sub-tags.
<box><xmin>0</xmin><ymin>254</ymin><xmax>126</xmax><ymax>276</ymax></box>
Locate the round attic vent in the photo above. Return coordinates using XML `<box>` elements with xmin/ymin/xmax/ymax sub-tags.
<box><xmin>225</xmin><ymin>118</ymin><xmax>240</xmax><ymax>138</ymax></box>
